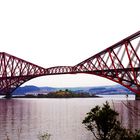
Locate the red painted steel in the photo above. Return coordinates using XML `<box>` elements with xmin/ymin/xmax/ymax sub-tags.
<box><xmin>46</xmin><ymin>66</ymin><xmax>73</xmax><ymax>75</ymax></box>
<box><xmin>0</xmin><ymin>52</ymin><xmax>46</xmax><ymax>97</ymax></box>
<box><xmin>73</xmin><ymin>31</ymin><xmax>140</xmax><ymax>94</ymax></box>
<box><xmin>0</xmin><ymin>31</ymin><xmax>140</xmax><ymax>97</ymax></box>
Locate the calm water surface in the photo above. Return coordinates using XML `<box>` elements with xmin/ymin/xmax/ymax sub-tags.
<box><xmin>0</xmin><ymin>97</ymin><xmax>139</xmax><ymax>140</ymax></box>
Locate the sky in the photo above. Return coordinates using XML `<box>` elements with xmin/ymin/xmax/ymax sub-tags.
<box><xmin>0</xmin><ymin>0</ymin><xmax>140</xmax><ymax>87</ymax></box>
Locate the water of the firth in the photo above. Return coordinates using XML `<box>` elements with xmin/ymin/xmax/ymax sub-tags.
<box><xmin>0</xmin><ymin>97</ymin><xmax>139</xmax><ymax>140</ymax></box>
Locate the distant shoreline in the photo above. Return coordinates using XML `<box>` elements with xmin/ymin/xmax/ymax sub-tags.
<box><xmin>12</xmin><ymin>95</ymin><xmax>100</xmax><ymax>99</ymax></box>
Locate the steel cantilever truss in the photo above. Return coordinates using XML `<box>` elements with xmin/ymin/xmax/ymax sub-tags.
<box><xmin>0</xmin><ymin>31</ymin><xmax>140</xmax><ymax>97</ymax></box>
<box><xmin>0</xmin><ymin>52</ymin><xmax>46</xmax><ymax>97</ymax></box>
<box><xmin>73</xmin><ymin>31</ymin><xmax>140</xmax><ymax>94</ymax></box>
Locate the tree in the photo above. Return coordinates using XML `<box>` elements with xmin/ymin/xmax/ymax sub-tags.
<box><xmin>82</xmin><ymin>101</ymin><xmax>140</xmax><ymax>140</ymax></box>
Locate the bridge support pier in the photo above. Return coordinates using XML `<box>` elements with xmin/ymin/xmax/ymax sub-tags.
<box><xmin>4</xmin><ymin>93</ymin><xmax>12</xmax><ymax>99</ymax></box>
<box><xmin>136</xmin><ymin>94</ymin><xmax>140</xmax><ymax>100</ymax></box>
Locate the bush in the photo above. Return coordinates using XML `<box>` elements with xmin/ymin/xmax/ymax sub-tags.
<box><xmin>82</xmin><ymin>101</ymin><xmax>140</xmax><ymax>140</ymax></box>
<box><xmin>38</xmin><ymin>131</ymin><xmax>51</xmax><ymax>140</ymax></box>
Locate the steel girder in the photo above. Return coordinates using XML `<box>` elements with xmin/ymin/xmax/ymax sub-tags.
<box><xmin>46</xmin><ymin>66</ymin><xmax>73</xmax><ymax>75</ymax></box>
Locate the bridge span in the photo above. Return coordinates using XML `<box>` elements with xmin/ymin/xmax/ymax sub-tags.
<box><xmin>0</xmin><ymin>31</ymin><xmax>140</xmax><ymax>98</ymax></box>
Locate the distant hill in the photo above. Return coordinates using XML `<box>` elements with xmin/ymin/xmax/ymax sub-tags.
<box><xmin>13</xmin><ymin>85</ymin><xmax>135</xmax><ymax>95</ymax></box>
<box><xmin>87</xmin><ymin>85</ymin><xmax>133</xmax><ymax>95</ymax></box>
<box><xmin>40</xmin><ymin>86</ymin><xmax>57</xmax><ymax>92</ymax></box>
<box><xmin>64</xmin><ymin>85</ymin><xmax>134</xmax><ymax>95</ymax></box>
<box><xmin>13</xmin><ymin>85</ymin><xmax>57</xmax><ymax>95</ymax></box>
<box><xmin>13</xmin><ymin>85</ymin><xmax>40</xmax><ymax>95</ymax></box>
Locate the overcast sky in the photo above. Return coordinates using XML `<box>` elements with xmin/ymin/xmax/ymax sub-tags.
<box><xmin>0</xmin><ymin>0</ymin><xmax>140</xmax><ymax>87</ymax></box>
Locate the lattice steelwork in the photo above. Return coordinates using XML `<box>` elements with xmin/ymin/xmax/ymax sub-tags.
<box><xmin>47</xmin><ymin>66</ymin><xmax>73</xmax><ymax>75</ymax></box>
<box><xmin>73</xmin><ymin>31</ymin><xmax>140</xmax><ymax>94</ymax></box>
<box><xmin>0</xmin><ymin>31</ymin><xmax>140</xmax><ymax>97</ymax></box>
<box><xmin>0</xmin><ymin>52</ymin><xmax>46</xmax><ymax>97</ymax></box>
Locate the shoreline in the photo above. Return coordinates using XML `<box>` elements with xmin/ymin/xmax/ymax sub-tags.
<box><xmin>12</xmin><ymin>95</ymin><xmax>100</xmax><ymax>99</ymax></box>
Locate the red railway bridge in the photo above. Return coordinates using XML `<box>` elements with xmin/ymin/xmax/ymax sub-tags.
<box><xmin>1</xmin><ymin>31</ymin><xmax>140</xmax><ymax>98</ymax></box>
